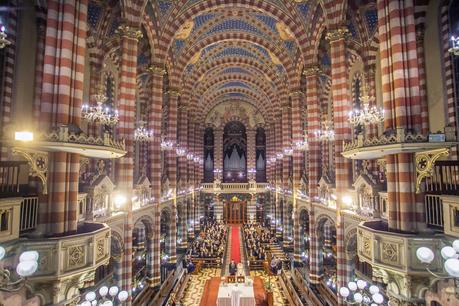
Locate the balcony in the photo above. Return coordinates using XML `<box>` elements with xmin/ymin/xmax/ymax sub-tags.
<box><xmin>342</xmin><ymin>128</ymin><xmax>456</xmax><ymax>160</ymax></box>
<box><xmin>357</xmin><ymin>220</ymin><xmax>444</xmax><ymax>275</ymax></box>
<box><xmin>20</xmin><ymin>222</ymin><xmax>110</xmax><ymax>281</ymax></box>
<box><xmin>8</xmin><ymin>125</ymin><xmax>126</xmax><ymax>159</ymax></box>
<box><xmin>201</xmin><ymin>181</ymin><xmax>269</xmax><ymax>193</ymax></box>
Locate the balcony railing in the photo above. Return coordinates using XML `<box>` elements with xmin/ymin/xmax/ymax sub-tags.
<box><xmin>425</xmin><ymin>160</ymin><xmax>459</xmax><ymax>194</ymax></box>
<box><xmin>22</xmin><ymin>222</ymin><xmax>111</xmax><ymax>280</ymax></box>
<box><xmin>201</xmin><ymin>182</ymin><xmax>269</xmax><ymax>192</ymax></box>
<box><xmin>20</xmin><ymin>196</ymin><xmax>38</xmax><ymax>233</ymax></box>
<box><xmin>0</xmin><ymin>161</ymin><xmax>26</xmax><ymax>197</ymax></box>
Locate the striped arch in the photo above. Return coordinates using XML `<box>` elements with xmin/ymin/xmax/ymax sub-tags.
<box><xmin>194</xmin><ymin>74</ymin><xmax>279</xmax><ymax>106</ymax></box>
<box><xmin>182</xmin><ymin>58</ymin><xmax>288</xmax><ymax>109</ymax></box>
<box><xmin>170</xmin><ymin>21</ymin><xmax>298</xmax><ymax>84</ymax></box>
<box><xmin>159</xmin><ymin>0</ymin><xmax>311</xmax><ymax>62</ymax></box>
<box><xmin>204</xmin><ymin>97</ymin><xmax>270</xmax><ymax>125</ymax></box>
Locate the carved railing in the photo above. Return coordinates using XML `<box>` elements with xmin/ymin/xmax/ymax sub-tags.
<box><xmin>201</xmin><ymin>182</ymin><xmax>269</xmax><ymax>192</ymax></box>
<box><xmin>22</xmin><ymin>222</ymin><xmax>111</xmax><ymax>280</ymax></box>
<box><xmin>357</xmin><ymin>220</ymin><xmax>444</xmax><ymax>274</ymax></box>
<box><xmin>344</xmin><ymin>128</ymin><xmax>425</xmax><ymax>151</ymax></box>
<box><xmin>41</xmin><ymin>126</ymin><xmax>125</xmax><ymax>151</ymax></box>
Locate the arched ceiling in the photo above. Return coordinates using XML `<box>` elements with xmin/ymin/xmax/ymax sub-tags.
<box><xmin>87</xmin><ymin>0</ymin><xmax>379</xmax><ymax>127</ymax></box>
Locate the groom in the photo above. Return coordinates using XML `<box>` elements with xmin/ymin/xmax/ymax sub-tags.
<box><xmin>229</xmin><ymin>259</ymin><xmax>238</xmax><ymax>276</ymax></box>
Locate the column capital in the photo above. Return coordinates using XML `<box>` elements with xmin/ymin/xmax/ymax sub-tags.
<box><xmin>167</xmin><ymin>89</ymin><xmax>181</xmax><ymax>97</ymax></box>
<box><xmin>325</xmin><ymin>27</ymin><xmax>349</xmax><ymax>42</ymax></box>
<box><xmin>303</xmin><ymin>65</ymin><xmax>322</xmax><ymax>77</ymax></box>
<box><xmin>116</xmin><ymin>24</ymin><xmax>143</xmax><ymax>41</ymax></box>
<box><xmin>289</xmin><ymin>90</ymin><xmax>304</xmax><ymax>98</ymax></box>
<box><xmin>146</xmin><ymin>65</ymin><xmax>167</xmax><ymax>76</ymax></box>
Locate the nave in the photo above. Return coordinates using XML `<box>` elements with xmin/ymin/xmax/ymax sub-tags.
<box><xmin>2</xmin><ymin>0</ymin><xmax>459</xmax><ymax>305</ymax></box>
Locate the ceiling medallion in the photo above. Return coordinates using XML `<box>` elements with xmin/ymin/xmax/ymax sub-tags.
<box><xmin>276</xmin><ymin>22</ymin><xmax>295</xmax><ymax>41</ymax></box>
<box><xmin>175</xmin><ymin>21</ymin><xmax>194</xmax><ymax>40</ymax></box>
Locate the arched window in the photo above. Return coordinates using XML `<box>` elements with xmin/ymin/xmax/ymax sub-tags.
<box><xmin>256</xmin><ymin>127</ymin><xmax>266</xmax><ymax>182</ymax></box>
<box><xmin>204</xmin><ymin>128</ymin><xmax>214</xmax><ymax>182</ymax></box>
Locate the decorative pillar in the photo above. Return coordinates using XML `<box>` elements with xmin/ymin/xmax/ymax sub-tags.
<box><xmin>378</xmin><ymin>0</ymin><xmax>426</xmax><ymax>233</ymax></box>
<box><xmin>247</xmin><ymin>128</ymin><xmax>256</xmax><ymax>181</ymax></box>
<box><xmin>309</xmin><ymin>207</ymin><xmax>321</xmax><ymax>283</ymax></box>
<box><xmin>327</xmin><ymin>27</ymin><xmax>352</xmax><ymax>302</ymax></box>
<box><xmin>167</xmin><ymin>90</ymin><xmax>179</xmax><ymax>264</ymax></box>
<box><xmin>215</xmin><ymin>128</ymin><xmax>223</xmax><ymax>180</ymax></box>
<box><xmin>147</xmin><ymin>63</ymin><xmax>166</xmax><ymax>287</ymax></box>
<box><xmin>281</xmin><ymin>103</ymin><xmax>291</xmax><ymax>244</ymax></box>
<box><xmin>116</xmin><ymin>24</ymin><xmax>142</xmax><ymax>300</ymax></box>
<box><xmin>291</xmin><ymin>90</ymin><xmax>304</xmax><ymax>262</ymax></box>
<box><xmin>305</xmin><ymin>67</ymin><xmax>321</xmax><ymax>200</ymax></box>
<box><xmin>274</xmin><ymin>117</ymin><xmax>282</xmax><ymax>238</ymax></box>
<box><xmin>178</xmin><ymin>107</ymin><xmax>188</xmax><ymax>249</ymax></box>
<box><xmin>38</xmin><ymin>0</ymin><xmax>88</xmax><ymax>236</ymax></box>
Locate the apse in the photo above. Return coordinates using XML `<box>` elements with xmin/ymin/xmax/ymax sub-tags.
<box><xmin>223</xmin><ymin>121</ymin><xmax>247</xmax><ymax>182</ymax></box>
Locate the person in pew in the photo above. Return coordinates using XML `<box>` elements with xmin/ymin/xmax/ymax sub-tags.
<box><xmin>229</xmin><ymin>259</ymin><xmax>238</xmax><ymax>275</ymax></box>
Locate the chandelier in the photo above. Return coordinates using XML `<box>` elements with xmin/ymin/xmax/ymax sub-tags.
<box><xmin>314</xmin><ymin>121</ymin><xmax>335</xmax><ymax>141</ymax></box>
<box><xmin>77</xmin><ymin>285</ymin><xmax>129</xmax><ymax>306</ymax></box>
<box><xmin>0</xmin><ymin>26</ymin><xmax>11</xmax><ymax>49</ymax></box>
<box><xmin>416</xmin><ymin>240</ymin><xmax>459</xmax><ymax>278</ymax></box>
<box><xmin>276</xmin><ymin>152</ymin><xmax>284</xmax><ymax>159</ymax></box>
<box><xmin>283</xmin><ymin>147</ymin><xmax>293</xmax><ymax>156</ymax></box>
<box><xmin>348</xmin><ymin>95</ymin><xmax>384</xmax><ymax>126</ymax></box>
<box><xmin>449</xmin><ymin>36</ymin><xmax>459</xmax><ymax>56</ymax></box>
<box><xmin>186</xmin><ymin>153</ymin><xmax>195</xmax><ymax>161</ymax></box>
<box><xmin>160</xmin><ymin>137</ymin><xmax>175</xmax><ymax>151</ymax></box>
<box><xmin>82</xmin><ymin>93</ymin><xmax>119</xmax><ymax>126</ymax></box>
<box><xmin>294</xmin><ymin>138</ymin><xmax>309</xmax><ymax>151</ymax></box>
<box><xmin>339</xmin><ymin>279</ymin><xmax>386</xmax><ymax>305</ymax></box>
<box><xmin>0</xmin><ymin>246</ymin><xmax>39</xmax><ymax>292</ymax></box>
<box><xmin>176</xmin><ymin>147</ymin><xmax>186</xmax><ymax>156</ymax></box>
<box><xmin>134</xmin><ymin>121</ymin><xmax>153</xmax><ymax>142</ymax></box>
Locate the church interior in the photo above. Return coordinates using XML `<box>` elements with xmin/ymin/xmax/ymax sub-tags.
<box><xmin>0</xmin><ymin>0</ymin><xmax>459</xmax><ymax>305</ymax></box>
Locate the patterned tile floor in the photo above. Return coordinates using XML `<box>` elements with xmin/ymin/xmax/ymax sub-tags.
<box><xmin>250</xmin><ymin>271</ymin><xmax>288</xmax><ymax>306</ymax></box>
<box><xmin>182</xmin><ymin>268</ymin><xmax>221</xmax><ymax>306</ymax></box>
<box><xmin>181</xmin><ymin>268</ymin><xmax>287</xmax><ymax>306</ymax></box>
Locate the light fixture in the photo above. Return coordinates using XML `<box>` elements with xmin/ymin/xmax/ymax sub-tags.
<box><xmin>186</xmin><ymin>153</ymin><xmax>194</xmax><ymax>161</ymax></box>
<box><xmin>113</xmin><ymin>194</ymin><xmax>127</xmax><ymax>210</ymax></box>
<box><xmin>0</xmin><ymin>246</ymin><xmax>39</xmax><ymax>292</ymax></box>
<box><xmin>14</xmin><ymin>131</ymin><xmax>34</xmax><ymax>142</ymax></box>
<box><xmin>314</xmin><ymin>121</ymin><xmax>335</xmax><ymax>141</ymax></box>
<box><xmin>416</xmin><ymin>240</ymin><xmax>459</xmax><ymax>278</ymax></box>
<box><xmin>134</xmin><ymin>121</ymin><xmax>153</xmax><ymax>142</ymax></box>
<box><xmin>76</xmin><ymin>285</ymin><xmax>129</xmax><ymax>306</ymax></box>
<box><xmin>276</xmin><ymin>152</ymin><xmax>284</xmax><ymax>159</ymax></box>
<box><xmin>160</xmin><ymin>137</ymin><xmax>175</xmax><ymax>151</ymax></box>
<box><xmin>294</xmin><ymin>138</ymin><xmax>309</xmax><ymax>151</ymax></box>
<box><xmin>82</xmin><ymin>93</ymin><xmax>119</xmax><ymax>126</ymax></box>
<box><xmin>283</xmin><ymin>147</ymin><xmax>293</xmax><ymax>156</ymax></box>
<box><xmin>176</xmin><ymin>147</ymin><xmax>186</xmax><ymax>157</ymax></box>
<box><xmin>342</xmin><ymin>195</ymin><xmax>353</xmax><ymax>207</ymax></box>
<box><xmin>449</xmin><ymin>36</ymin><xmax>459</xmax><ymax>56</ymax></box>
<box><xmin>348</xmin><ymin>95</ymin><xmax>384</xmax><ymax>126</ymax></box>
<box><xmin>339</xmin><ymin>279</ymin><xmax>386</xmax><ymax>305</ymax></box>
<box><xmin>0</xmin><ymin>26</ymin><xmax>11</xmax><ymax>49</ymax></box>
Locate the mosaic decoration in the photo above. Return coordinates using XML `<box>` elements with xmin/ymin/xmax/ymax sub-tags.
<box><xmin>205</xmin><ymin>101</ymin><xmax>264</xmax><ymax>128</ymax></box>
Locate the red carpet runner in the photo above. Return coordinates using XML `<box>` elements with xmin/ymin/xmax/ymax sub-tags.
<box><xmin>231</xmin><ymin>225</ymin><xmax>241</xmax><ymax>263</ymax></box>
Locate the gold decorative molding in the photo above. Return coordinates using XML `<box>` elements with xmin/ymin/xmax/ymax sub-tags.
<box><xmin>415</xmin><ymin>148</ymin><xmax>450</xmax><ymax>193</ymax></box>
<box><xmin>116</xmin><ymin>25</ymin><xmax>143</xmax><ymax>41</ymax></box>
<box><xmin>68</xmin><ymin>245</ymin><xmax>85</xmax><ymax>268</ymax></box>
<box><xmin>12</xmin><ymin>147</ymin><xmax>48</xmax><ymax>194</ymax></box>
<box><xmin>146</xmin><ymin>65</ymin><xmax>167</xmax><ymax>76</ymax></box>
<box><xmin>167</xmin><ymin>90</ymin><xmax>181</xmax><ymax>97</ymax></box>
<box><xmin>325</xmin><ymin>27</ymin><xmax>349</xmax><ymax>42</ymax></box>
<box><xmin>303</xmin><ymin>66</ymin><xmax>321</xmax><ymax>76</ymax></box>
<box><xmin>289</xmin><ymin>91</ymin><xmax>304</xmax><ymax>98</ymax></box>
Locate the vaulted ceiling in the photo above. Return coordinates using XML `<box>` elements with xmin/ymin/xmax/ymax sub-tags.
<box><xmin>86</xmin><ymin>0</ymin><xmax>378</xmax><ymax>127</ymax></box>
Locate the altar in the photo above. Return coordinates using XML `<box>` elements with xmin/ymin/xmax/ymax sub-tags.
<box><xmin>217</xmin><ymin>282</ymin><xmax>255</xmax><ymax>306</ymax></box>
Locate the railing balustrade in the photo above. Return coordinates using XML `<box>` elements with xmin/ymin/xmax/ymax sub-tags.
<box><xmin>20</xmin><ymin>196</ymin><xmax>38</xmax><ymax>233</ymax></box>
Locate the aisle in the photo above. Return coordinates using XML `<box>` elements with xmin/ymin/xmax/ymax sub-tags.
<box><xmin>230</xmin><ymin>225</ymin><xmax>241</xmax><ymax>263</ymax></box>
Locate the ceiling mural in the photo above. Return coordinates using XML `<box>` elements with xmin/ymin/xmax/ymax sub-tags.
<box><xmin>205</xmin><ymin>101</ymin><xmax>265</xmax><ymax>128</ymax></box>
